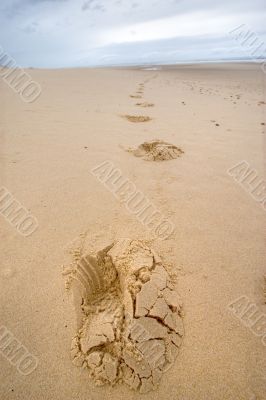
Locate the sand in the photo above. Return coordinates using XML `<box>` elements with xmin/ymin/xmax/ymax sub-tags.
<box><xmin>127</xmin><ymin>140</ymin><xmax>184</xmax><ymax>161</ymax></box>
<box><xmin>0</xmin><ymin>63</ymin><xmax>266</xmax><ymax>400</ymax></box>
<box><xmin>122</xmin><ymin>115</ymin><xmax>152</xmax><ymax>123</ymax></box>
<box><xmin>65</xmin><ymin>239</ymin><xmax>183</xmax><ymax>393</ymax></box>
<box><xmin>135</xmin><ymin>102</ymin><xmax>155</xmax><ymax>108</ymax></box>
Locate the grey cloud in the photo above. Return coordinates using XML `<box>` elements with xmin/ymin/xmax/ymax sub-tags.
<box><xmin>24</xmin><ymin>0</ymin><xmax>68</xmax><ymax>3</ymax></box>
<box><xmin>0</xmin><ymin>0</ymin><xmax>266</xmax><ymax>67</ymax></box>
<box><xmin>22</xmin><ymin>21</ymin><xmax>39</xmax><ymax>34</ymax></box>
<box><xmin>1</xmin><ymin>0</ymin><xmax>68</xmax><ymax>18</ymax></box>
<box><xmin>82</xmin><ymin>0</ymin><xmax>98</xmax><ymax>11</ymax></box>
<box><xmin>93</xmin><ymin>4</ymin><xmax>105</xmax><ymax>12</ymax></box>
<box><xmin>82</xmin><ymin>0</ymin><xmax>105</xmax><ymax>13</ymax></box>
<box><xmin>78</xmin><ymin>34</ymin><xmax>259</xmax><ymax>67</ymax></box>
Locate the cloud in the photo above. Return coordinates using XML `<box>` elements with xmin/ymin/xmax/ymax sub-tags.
<box><xmin>0</xmin><ymin>0</ymin><xmax>266</xmax><ymax>67</ymax></box>
<box><xmin>25</xmin><ymin>0</ymin><xmax>68</xmax><ymax>3</ymax></box>
<box><xmin>81</xmin><ymin>0</ymin><xmax>95</xmax><ymax>11</ymax></box>
<box><xmin>76</xmin><ymin>34</ymin><xmax>249</xmax><ymax>67</ymax></box>
<box><xmin>22</xmin><ymin>21</ymin><xmax>39</xmax><ymax>34</ymax></box>
<box><xmin>81</xmin><ymin>0</ymin><xmax>105</xmax><ymax>12</ymax></box>
<box><xmin>0</xmin><ymin>0</ymin><xmax>68</xmax><ymax>19</ymax></box>
<box><xmin>93</xmin><ymin>4</ymin><xmax>105</xmax><ymax>12</ymax></box>
<box><xmin>100</xmin><ymin>9</ymin><xmax>266</xmax><ymax>45</ymax></box>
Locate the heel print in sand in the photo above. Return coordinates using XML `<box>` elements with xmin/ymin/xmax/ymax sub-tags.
<box><xmin>65</xmin><ymin>239</ymin><xmax>184</xmax><ymax>393</ymax></box>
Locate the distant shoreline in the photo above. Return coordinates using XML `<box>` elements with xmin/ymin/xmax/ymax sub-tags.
<box><xmin>1</xmin><ymin>60</ymin><xmax>264</xmax><ymax>71</ymax></box>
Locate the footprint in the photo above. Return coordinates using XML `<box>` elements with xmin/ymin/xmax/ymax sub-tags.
<box><xmin>135</xmin><ymin>102</ymin><xmax>155</xmax><ymax>108</ymax></box>
<box><xmin>127</xmin><ymin>140</ymin><xmax>184</xmax><ymax>161</ymax></box>
<box><xmin>65</xmin><ymin>239</ymin><xmax>184</xmax><ymax>393</ymax></box>
<box><xmin>122</xmin><ymin>115</ymin><xmax>152</xmax><ymax>123</ymax></box>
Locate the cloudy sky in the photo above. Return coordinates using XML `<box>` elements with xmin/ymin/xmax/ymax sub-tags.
<box><xmin>0</xmin><ymin>0</ymin><xmax>266</xmax><ymax>67</ymax></box>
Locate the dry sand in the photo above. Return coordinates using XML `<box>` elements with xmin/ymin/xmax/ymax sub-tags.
<box><xmin>0</xmin><ymin>63</ymin><xmax>266</xmax><ymax>399</ymax></box>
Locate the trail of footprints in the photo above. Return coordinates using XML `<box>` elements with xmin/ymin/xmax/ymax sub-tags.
<box><xmin>123</xmin><ymin>82</ymin><xmax>154</xmax><ymax>123</ymax></box>
<box><xmin>65</xmin><ymin>240</ymin><xmax>184</xmax><ymax>393</ymax></box>
<box><xmin>66</xmin><ymin>73</ymin><xmax>264</xmax><ymax>393</ymax></box>
<box><xmin>65</xmin><ymin>76</ymin><xmax>185</xmax><ymax>394</ymax></box>
<box><xmin>122</xmin><ymin>78</ymin><xmax>184</xmax><ymax>161</ymax></box>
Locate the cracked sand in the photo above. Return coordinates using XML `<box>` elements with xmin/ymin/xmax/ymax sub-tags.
<box><xmin>65</xmin><ymin>239</ymin><xmax>184</xmax><ymax>393</ymax></box>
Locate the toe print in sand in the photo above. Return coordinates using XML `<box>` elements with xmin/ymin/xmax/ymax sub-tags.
<box><xmin>64</xmin><ymin>239</ymin><xmax>184</xmax><ymax>393</ymax></box>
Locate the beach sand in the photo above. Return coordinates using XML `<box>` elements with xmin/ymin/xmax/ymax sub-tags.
<box><xmin>0</xmin><ymin>63</ymin><xmax>265</xmax><ymax>399</ymax></box>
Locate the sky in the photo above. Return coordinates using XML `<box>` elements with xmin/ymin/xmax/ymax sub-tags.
<box><xmin>0</xmin><ymin>0</ymin><xmax>266</xmax><ymax>68</ymax></box>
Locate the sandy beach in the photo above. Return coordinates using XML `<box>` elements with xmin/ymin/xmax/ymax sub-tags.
<box><xmin>0</xmin><ymin>63</ymin><xmax>265</xmax><ymax>399</ymax></box>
